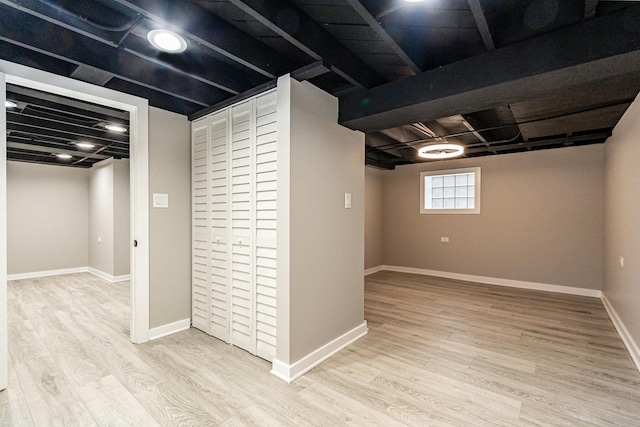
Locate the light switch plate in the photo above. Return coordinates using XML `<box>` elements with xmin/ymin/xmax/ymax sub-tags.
<box><xmin>153</xmin><ymin>193</ymin><xmax>169</xmax><ymax>208</ymax></box>
<box><xmin>345</xmin><ymin>193</ymin><xmax>352</xmax><ymax>209</ymax></box>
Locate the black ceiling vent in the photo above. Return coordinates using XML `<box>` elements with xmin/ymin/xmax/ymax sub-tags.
<box><xmin>70</xmin><ymin>65</ymin><xmax>114</xmax><ymax>87</ymax></box>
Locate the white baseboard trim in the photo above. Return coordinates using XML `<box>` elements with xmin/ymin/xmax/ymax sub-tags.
<box><xmin>271</xmin><ymin>321</ymin><xmax>368</xmax><ymax>383</ymax></box>
<box><xmin>601</xmin><ymin>296</ymin><xmax>640</xmax><ymax>373</ymax></box>
<box><xmin>88</xmin><ymin>268</ymin><xmax>131</xmax><ymax>283</ymax></box>
<box><xmin>380</xmin><ymin>265</ymin><xmax>603</xmax><ymax>298</ymax></box>
<box><xmin>8</xmin><ymin>267</ymin><xmax>89</xmax><ymax>281</ymax></box>
<box><xmin>149</xmin><ymin>318</ymin><xmax>191</xmax><ymax>341</ymax></box>
<box><xmin>364</xmin><ymin>265</ymin><xmax>384</xmax><ymax>276</ymax></box>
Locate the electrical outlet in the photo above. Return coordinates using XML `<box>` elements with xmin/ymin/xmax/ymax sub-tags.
<box><xmin>441</xmin><ymin>237</ymin><xmax>449</xmax><ymax>243</ymax></box>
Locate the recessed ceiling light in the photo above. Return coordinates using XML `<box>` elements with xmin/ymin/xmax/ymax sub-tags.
<box><xmin>76</xmin><ymin>142</ymin><xmax>96</xmax><ymax>149</ymax></box>
<box><xmin>105</xmin><ymin>124</ymin><xmax>127</xmax><ymax>133</ymax></box>
<box><xmin>404</xmin><ymin>0</ymin><xmax>426</xmax><ymax>3</ymax></box>
<box><xmin>147</xmin><ymin>29</ymin><xmax>187</xmax><ymax>53</ymax></box>
<box><xmin>5</xmin><ymin>100</ymin><xmax>17</xmax><ymax>108</ymax></box>
<box><xmin>57</xmin><ymin>153</ymin><xmax>73</xmax><ymax>159</ymax></box>
<box><xmin>418</xmin><ymin>143</ymin><xmax>465</xmax><ymax>159</ymax></box>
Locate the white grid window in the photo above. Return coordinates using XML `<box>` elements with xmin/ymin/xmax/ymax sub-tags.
<box><xmin>420</xmin><ymin>167</ymin><xmax>481</xmax><ymax>214</ymax></box>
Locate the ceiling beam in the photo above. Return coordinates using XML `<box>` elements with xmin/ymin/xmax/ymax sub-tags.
<box><xmin>109</xmin><ymin>0</ymin><xmax>294</xmax><ymax>79</ymax></box>
<box><xmin>0</xmin><ymin>6</ymin><xmax>229</xmax><ymax>107</ymax></box>
<box><xmin>338</xmin><ymin>6</ymin><xmax>640</xmax><ymax>132</ymax></box>
<box><xmin>7</xmin><ymin>85</ymin><xmax>129</xmax><ymax>121</ymax></box>
<box><xmin>291</xmin><ymin>60</ymin><xmax>332</xmax><ymax>82</ymax></box>
<box><xmin>467</xmin><ymin>0</ymin><xmax>496</xmax><ymax>51</ymax></box>
<box><xmin>0</xmin><ymin>0</ymin><xmax>129</xmax><ymax>46</ymax></box>
<box><xmin>7</xmin><ymin>118</ymin><xmax>129</xmax><ymax>147</ymax></box>
<box><xmin>0</xmin><ymin>0</ymin><xmax>262</xmax><ymax>96</ymax></box>
<box><xmin>343</xmin><ymin>0</ymin><xmax>421</xmax><ymax>74</ymax></box>
<box><xmin>465</xmin><ymin>131</ymin><xmax>611</xmax><ymax>155</ymax></box>
<box><xmin>365</xmin><ymin>146</ymin><xmax>401</xmax><ymax>170</ymax></box>
<box><xmin>6</xmin><ymin>142</ymin><xmax>111</xmax><ymax>160</ymax></box>
<box><xmin>585</xmin><ymin>0</ymin><xmax>598</xmax><ymax>19</ymax></box>
<box><xmin>226</xmin><ymin>0</ymin><xmax>383</xmax><ymax>89</ymax></box>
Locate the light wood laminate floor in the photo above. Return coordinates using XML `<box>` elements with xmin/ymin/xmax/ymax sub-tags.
<box><xmin>2</xmin><ymin>271</ymin><xmax>640</xmax><ymax>426</ymax></box>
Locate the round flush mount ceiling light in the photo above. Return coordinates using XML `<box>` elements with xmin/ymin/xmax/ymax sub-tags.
<box><xmin>418</xmin><ymin>143</ymin><xmax>465</xmax><ymax>159</ymax></box>
<box><xmin>5</xmin><ymin>100</ymin><xmax>17</xmax><ymax>108</ymax></box>
<box><xmin>76</xmin><ymin>142</ymin><xmax>96</xmax><ymax>149</ymax></box>
<box><xmin>56</xmin><ymin>153</ymin><xmax>73</xmax><ymax>160</ymax></box>
<box><xmin>147</xmin><ymin>29</ymin><xmax>187</xmax><ymax>53</ymax></box>
<box><xmin>105</xmin><ymin>124</ymin><xmax>127</xmax><ymax>133</ymax></box>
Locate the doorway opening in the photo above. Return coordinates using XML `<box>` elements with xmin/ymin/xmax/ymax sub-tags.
<box><xmin>1</xmin><ymin>60</ymin><xmax>150</xmax><ymax>390</ymax></box>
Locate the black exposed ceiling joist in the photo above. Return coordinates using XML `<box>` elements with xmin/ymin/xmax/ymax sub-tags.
<box><xmin>467</xmin><ymin>0</ymin><xmax>495</xmax><ymax>51</ymax></box>
<box><xmin>585</xmin><ymin>0</ymin><xmax>599</xmax><ymax>19</ymax></box>
<box><xmin>189</xmin><ymin>81</ymin><xmax>278</xmax><ymax>122</ymax></box>
<box><xmin>0</xmin><ymin>7</ymin><xmax>228</xmax><ymax>108</ymax></box>
<box><xmin>465</xmin><ymin>131</ymin><xmax>612</xmax><ymax>155</ymax></box>
<box><xmin>7</xmin><ymin>119</ymin><xmax>129</xmax><ymax>147</ymax></box>
<box><xmin>7</xmin><ymin>130</ymin><xmax>128</xmax><ymax>151</ymax></box>
<box><xmin>0</xmin><ymin>0</ymin><xmax>131</xmax><ymax>47</ymax></box>
<box><xmin>365</xmin><ymin>145</ymin><xmax>401</xmax><ymax>170</ymax></box>
<box><xmin>339</xmin><ymin>6</ymin><xmax>640</xmax><ymax>132</ymax></box>
<box><xmin>119</xmin><ymin>35</ymin><xmax>268</xmax><ymax>95</ymax></box>
<box><xmin>343</xmin><ymin>0</ymin><xmax>421</xmax><ymax>74</ymax></box>
<box><xmin>291</xmin><ymin>60</ymin><xmax>331</xmax><ymax>82</ymax></box>
<box><xmin>109</xmin><ymin>0</ymin><xmax>294</xmax><ymax>79</ymax></box>
<box><xmin>190</xmin><ymin>61</ymin><xmax>333</xmax><ymax>121</ymax></box>
<box><xmin>226</xmin><ymin>0</ymin><xmax>384</xmax><ymax>89</ymax></box>
<box><xmin>0</xmin><ymin>43</ymin><xmax>76</xmax><ymax>77</ymax></box>
<box><xmin>7</xmin><ymin>154</ymin><xmax>95</xmax><ymax>168</ymax></box>
<box><xmin>8</xmin><ymin>85</ymin><xmax>129</xmax><ymax>122</ymax></box>
<box><xmin>104</xmin><ymin>77</ymin><xmax>204</xmax><ymax>116</ymax></box>
<box><xmin>0</xmin><ymin>0</ymin><xmax>259</xmax><ymax>96</ymax></box>
<box><xmin>6</xmin><ymin>142</ymin><xmax>112</xmax><ymax>160</ymax></box>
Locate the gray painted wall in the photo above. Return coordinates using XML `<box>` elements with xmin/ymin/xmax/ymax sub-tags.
<box><xmin>89</xmin><ymin>158</ymin><xmax>129</xmax><ymax>277</ymax></box>
<box><xmin>89</xmin><ymin>159</ymin><xmax>114</xmax><ymax>275</ymax></box>
<box><xmin>148</xmin><ymin>106</ymin><xmax>191</xmax><ymax>329</ymax></box>
<box><xmin>277</xmin><ymin>76</ymin><xmax>365</xmax><ymax>364</ymax></box>
<box><xmin>114</xmin><ymin>160</ymin><xmax>130</xmax><ymax>277</ymax></box>
<box><xmin>377</xmin><ymin>144</ymin><xmax>604</xmax><ymax>290</ymax></box>
<box><xmin>365</xmin><ymin>166</ymin><xmax>384</xmax><ymax>270</ymax></box>
<box><xmin>7</xmin><ymin>162</ymin><xmax>89</xmax><ymax>274</ymax></box>
<box><xmin>604</xmin><ymin>93</ymin><xmax>640</xmax><ymax>350</ymax></box>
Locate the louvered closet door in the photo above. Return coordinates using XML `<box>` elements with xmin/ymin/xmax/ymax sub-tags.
<box><xmin>192</xmin><ymin>90</ymin><xmax>277</xmax><ymax>362</ymax></box>
<box><xmin>208</xmin><ymin>111</ymin><xmax>231</xmax><ymax>341</ymax></box>
<box><xmin>191</xmin><ymin>118</ymin><xmax>210</xmax><ymax>331</ymax></box>
<box><xmin>229</xmin><ymin>100</ymin><xmax>255</xmax><ymax>354</ymax></box>
<box><xmin>253</xmin><ymin>91</ymin><xmax>278</xmax><ymax>361</ymax></box>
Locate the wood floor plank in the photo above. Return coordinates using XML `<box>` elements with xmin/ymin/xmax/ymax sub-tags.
<box><xmin>7</xmin><ymin>320</ymin><xmax>50</xmax><ymax>364</ymax></box>
<box><xmin>0</xmin><ymin>359</ymin><xmax>24</xmax><ymax>406</ymax></box>
<box><xmin>13</xmin><ymin>356</ymin><xmax>96</xmax><ymax>426</ymax></box>
<box><xmin>77</xmin><ymin>375</ymin><xmax>160</xmax><ymax>427</ymax></box>
<box><xmin>3</xmin><ymin>271</ymin><xmax>640</xmax><ymax>426</ymax></box>
<box><xmin>0</xmin><ymin>398</ymin><xmax>35</xmax><ymax>427</ymax></box>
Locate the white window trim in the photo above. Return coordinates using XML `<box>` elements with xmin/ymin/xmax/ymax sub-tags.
<box><xmin>420</xmin><ymin>166</ymin><xmax>481</xmax><ymax>214</ymax></box>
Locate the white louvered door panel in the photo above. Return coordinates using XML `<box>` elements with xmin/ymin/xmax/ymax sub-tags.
<box><xmin>253</xmin><ymin>91</ymin><xmax>278</xmax><ymax>361</ymax></box>
<box><xmin>229</xmin><ymin>100</ymin><xmax>256</xmax><ymax>354</ymax></box>
<box><xmin>191</xmin><ymin>118</ymin><xmax>210</xmax><ymax>332</ymax></box>
<box><xmin>209</xmin><ymin>111</ymin><xmax>231</xmax><ymax>341</ymax></box>
<box><xmin>192</xmin><ymin>90</ymin><xmax>277</xmax><ymax>363</ymax></box>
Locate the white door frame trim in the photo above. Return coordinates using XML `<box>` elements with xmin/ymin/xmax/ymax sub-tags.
<box><xmin>1</xmin><ymin>71</ymin><xmax>8</xmax><ymax>390</ymax></box>
<box><xmin>0</xmin><ymin>61</ymin><xmax>150</xmax><ymax>356</ymax></box>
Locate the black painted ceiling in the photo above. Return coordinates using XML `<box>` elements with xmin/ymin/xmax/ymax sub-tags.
<box><xmin>2</xmin><ymin>0</ymin><xmax>640</xmax><ymax>169</ymax></box>
<box><xmin>6</xmin><ymin>84</ymin><xmax>130</xmax><ymax>168</ymax></box>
